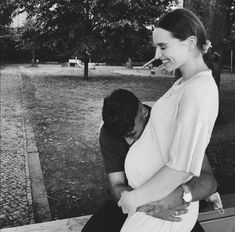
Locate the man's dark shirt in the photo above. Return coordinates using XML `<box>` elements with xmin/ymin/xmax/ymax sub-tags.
<box><xmin>100</xmin><ymin>105</ymin><xmax>151</xmax><ymax>174</ymax></box>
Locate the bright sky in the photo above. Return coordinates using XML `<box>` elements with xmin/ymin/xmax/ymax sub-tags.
<box><xmin>11</xmin><ymin>12</ymin><xmax>27</xmax><ymax>28</ymax></box>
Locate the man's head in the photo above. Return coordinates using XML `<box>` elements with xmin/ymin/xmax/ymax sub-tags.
<box><xmin>102</xmin><ymin>89</ymin><xmax>149</xmax><ymax>145</ymax></box>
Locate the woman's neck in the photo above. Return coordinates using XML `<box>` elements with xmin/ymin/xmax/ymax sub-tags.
<box><xmin>180</xmin><ymin>55</ymin><xmax>209</xmax><ymax>82</ymax></box>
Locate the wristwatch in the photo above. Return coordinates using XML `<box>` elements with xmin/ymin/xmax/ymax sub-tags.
<box><xmin>182</xmin><ymin>184</ymin><xmax>193</xmax><ymax>203</ymax></box>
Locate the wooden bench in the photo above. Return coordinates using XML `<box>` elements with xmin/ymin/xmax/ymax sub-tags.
<box><xmin>0</xmin><ymin>215</ymin><xmax>92</xmax><ymax>232</ymax></box>
<box><xmin>199</xmin><ymin>193</ymin><xmax>235</xmax><ymax>232</ymax></box>
<box><xmin>68</xmin><ymin>58</ymin><xmax>83</xmax><ymax>67</ymax></box>
<box><xmin>68</xmin><ymin>59</ymin><xmax>96</xmax><ymax>69</ymax></box>
<box><xmin>2</xmin><ymin>193</ymin><xmax>234</xmax><ymax>232</ymax></box>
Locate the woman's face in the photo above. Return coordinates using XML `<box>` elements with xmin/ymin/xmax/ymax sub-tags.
<box><xmin>153</xmin><ymin>27</ymin><xmax>190</xmax><ymax>72</ymax></box>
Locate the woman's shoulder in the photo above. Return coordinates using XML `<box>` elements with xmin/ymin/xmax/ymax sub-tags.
<box><xmin>192</xmin><ymin>70</ymin><xmax>213</xmax><ymax>81</ymax></box>
<box><xmin>182</xmin><ymin>71</ymin><xmax>218</xmax><ymax>102</ymax></box>
<box><xmin>187</xmin><ymin>70</ymin><xmax>217</xmax><ymax>91</ymax></box>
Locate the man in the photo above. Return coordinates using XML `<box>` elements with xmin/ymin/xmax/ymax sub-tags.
<box><xmin>82</xmin><ymin>89</ymin><xmax>217</xmax><ymax>232</ymax></box>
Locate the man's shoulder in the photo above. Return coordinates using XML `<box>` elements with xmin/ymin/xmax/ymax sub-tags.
<box><xmin>100</xmin><ymin>125</ymin><xmax>113</xmax><ymax>140</ymax></box>
<box><xmin>100</xmin><ymin>125</ymin><xmax>129</xmax><ymax>174</ymax></box>
<box><xmin>100</xmin><ymin>125</ymin><xmax>125</xmax><ymax>145</ymax></box>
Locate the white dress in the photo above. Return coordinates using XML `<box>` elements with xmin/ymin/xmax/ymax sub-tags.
<box><xmin>121</xmin><ymin>71</ymin><xmax>218</xmax><ymax>232</ymax></box>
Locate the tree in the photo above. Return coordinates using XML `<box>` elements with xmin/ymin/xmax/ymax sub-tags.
<box><xmin>183</xmin><ymin>0</ymin><xmax>234</xmax><ymax>53</ymax></box>
<box><xmin>0</xmin><ymin>0</ymin><xmax>18</xmax><ymax>26</ymax></box>
<box><xmin>15</xmin><ymin>18</ymin><xmax>41</xmax><ymax>63</ymax></box>
<box><xmin>0</xmin><ymin>0</ymin><xmax>17</xmax><ymax>62</ymax></box>
<box><xmin>14</xmin><ymin>0</ymin><xmax>177</xmax><ymax>79</ymax></box>
<box><xmin>184</xmin><ymin>0</ymin><xmax>234</xmax><ymax>126</ymax></box>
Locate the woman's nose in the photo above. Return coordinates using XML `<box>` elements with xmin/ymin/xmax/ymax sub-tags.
<box><xmin>155</xmin><ymin>47</ymin><xmax>162</xmax><ymax>59</ymax></box>
<box><xmin>125</xmin><ymin>137</ymin><xmax>135</xmax><ymax>145</ymax></box>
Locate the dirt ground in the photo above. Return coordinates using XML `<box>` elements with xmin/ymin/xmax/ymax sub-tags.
<box><xmin>19</xmin><ymin>64</ymin><xmax>235</xmax><ymax>220</ymax></box>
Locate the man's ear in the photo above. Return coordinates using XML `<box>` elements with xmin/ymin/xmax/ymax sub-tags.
<box><xmin>142</xmin><ymin>106</ymin><xmax>149</xmax><ymax>118</ymax></box>
<box><xmin>187</xmin><ymin>36</ymin><xmax>197</xmax><ymax>51</ymax></box>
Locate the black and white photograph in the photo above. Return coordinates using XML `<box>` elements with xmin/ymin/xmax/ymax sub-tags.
<box><xmin>0</xmin><ymin>0</ymin><xmax>235</xmax><ymax>231</ymax></box>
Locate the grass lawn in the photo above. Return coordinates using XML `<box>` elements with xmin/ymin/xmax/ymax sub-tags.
<box><xmin>20</xmin><ymin>65</ymin><xmax>235</xmax><ymax>220</ymax></box>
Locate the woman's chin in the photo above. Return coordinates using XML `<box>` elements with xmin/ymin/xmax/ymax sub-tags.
<box><xmin>164</xmin><ymin>66</ymin><xmax>174</xmax><ymax>73</ymax></box>
<box><xmin>165</xmin><ymin>64</ymin><xmax>179</xmax><ymax>73</ymax></box>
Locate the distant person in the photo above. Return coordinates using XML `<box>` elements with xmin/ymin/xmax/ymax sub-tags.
<box><xmin>82</xmin><ymin>89</ymin><xmax>217</xmax><ymax>232</ymax></box>
<box><xmin>117</xmin><ymin>8</ymin><xmax>219</xmax><ymax>232</ymax></box>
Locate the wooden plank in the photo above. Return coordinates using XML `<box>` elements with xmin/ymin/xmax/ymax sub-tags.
<box><xmin>1</xmin><ymin>216</ymin><xmax>91</xmax><ymax>232</ymax></box>
<box><xmin>199</xmin><ymin>193</ymin><xmax>235</xmax><ymax>222</ymax></box>
<box><xmin>200</xmin><ymin>216</ymin><xmax>235</xmax><ymax>232</ymax></box>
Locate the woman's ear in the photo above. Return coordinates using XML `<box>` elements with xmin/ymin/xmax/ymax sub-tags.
<box><xmin>187</xmin><ymin>36</ymin><xmax>197</xmax><ymax>51</ymax></box>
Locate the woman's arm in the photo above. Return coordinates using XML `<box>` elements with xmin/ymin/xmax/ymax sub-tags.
<box><xmin>118</xmin><ymin>166</ymin><xmax>191</xmax><ymax>215</ymax></box>
<box><xmin>132</xmin><ymin>166</ymin><xmax>191</xmax><ymax>206</ymax></box>
<box><xmin>137</xmin><ymin>154</ymin><xmax>217</xmax><ymax>218</ymax></box>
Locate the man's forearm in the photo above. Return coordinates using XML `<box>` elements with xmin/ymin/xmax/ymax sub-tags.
<box><xmin>187</xmin><ymin>172</ymin><xmax>217</xmax><ymax>201</ymax></box>
<box><xmin>108</xmin><ymin>171</ymin><xmax>133</xmax><ymax>202</ymax></box>
<box><xmin>155</xmin><ymin>171</ymin><xmax>217</xmax><ymax>210</ymax></box>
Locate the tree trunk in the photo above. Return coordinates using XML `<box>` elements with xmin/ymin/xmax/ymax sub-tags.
<box><xmin>31</xmin><ymin>47</ymin><xmax>36</xmax><ymax>66</ymax></box>
<box><xmin>84</xmin><ymin>55</ymin><xmax>89</xmax><ymax>80</ymax></box>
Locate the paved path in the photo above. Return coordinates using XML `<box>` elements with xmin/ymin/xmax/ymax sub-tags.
<box><xmin>0</xmin><ymin>66</ymin><xmax>34</xmax><ymax>228</ymax></box>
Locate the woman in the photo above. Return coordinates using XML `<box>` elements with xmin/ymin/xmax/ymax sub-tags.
<box><xmin>118</xmin><ymin>8</ymin><xmax>219</xmax><ymax>232</ymax></box>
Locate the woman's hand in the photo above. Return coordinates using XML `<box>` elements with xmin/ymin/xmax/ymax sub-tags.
<box><xmin>118</xmin><ymin>191</ymin><xmax>137</xmax><ymax>216</ymax></box>
<box><xmin>138</xmin><ymin>202</ymin><xmax>189</xmax><ymax>222</ymax></box>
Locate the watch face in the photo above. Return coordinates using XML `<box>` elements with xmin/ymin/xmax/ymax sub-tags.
<box><xmin>184</xmin><ymin>193</ymin><xmax>192</xmax><ymax>202</ymax></box>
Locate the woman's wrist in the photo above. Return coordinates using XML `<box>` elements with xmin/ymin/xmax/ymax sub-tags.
<box><xmin>127</xmin><ymin>188</ymin><xmax>145</xmax><ymax>209</ymax></box>
<box><xmin>118</xmin><ymin>190</ymin><xmax>140</xmax><ymax>215</ymax></box>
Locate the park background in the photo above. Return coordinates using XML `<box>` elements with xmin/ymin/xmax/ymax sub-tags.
<box><xmin>0</xmin><ymin>0</ymin><xmax>235</xmax><ymax>229</ymax></box>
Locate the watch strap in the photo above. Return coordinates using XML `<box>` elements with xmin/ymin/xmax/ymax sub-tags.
<box><xmin>182</xmin><ymin>184</ymin><xmax>192</xmax><ymax>203</ymax></box>
<box><xmin>182</xmin><ymin>184</ymin><xmax>191</xmax><ymax>194</ymax></box>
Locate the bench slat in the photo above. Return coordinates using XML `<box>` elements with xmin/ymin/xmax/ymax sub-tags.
<box><xmin>1</xmin><ymin>216</ymin><xmax>92</xmax><ymax>232</ymax></box>
<box><xmin>200</xmin><ymin>216</ymin><xmax>235</xmax><ymax>232</ymax></box>
<box><xmin>199</xmin><ymin>193</ymin><xmax>235</xmax><ymax>222</ymax></box>
<box><xmin>2</xmin><ymin>194</ymin><xmax>234</xmax><ymax>232</ymax></box>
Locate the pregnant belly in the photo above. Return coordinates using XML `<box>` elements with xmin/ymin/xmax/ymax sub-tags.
<box><xmin>125</xmin><ymin>127</ymin><xmax>165</xmax><ymax>189</ymax></box>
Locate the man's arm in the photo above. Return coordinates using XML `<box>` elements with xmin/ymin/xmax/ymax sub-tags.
<box><xmin>188</xmin><ymin>154</ymin><xmax>217</xmax><ymax>201</ymax></box>
<box><xmin>108</xmin><ymin>171</ymin><xmax>133</xmax><ymax>202</ymax></box>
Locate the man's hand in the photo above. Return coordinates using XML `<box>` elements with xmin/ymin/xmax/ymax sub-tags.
<box><xmin>137</xmin><ymin>201</ymin><xmax>189</xmax><ymax>222</ymax></box>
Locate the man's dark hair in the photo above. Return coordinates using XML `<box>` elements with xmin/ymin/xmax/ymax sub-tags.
<box><xmin>102</xmin><ymin>89</ymin><xmax>139</xmax><ymax>137</ymax></box>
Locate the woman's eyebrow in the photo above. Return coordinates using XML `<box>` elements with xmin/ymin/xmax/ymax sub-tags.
<box><xmin>125</xmin><ymin>130</ymin><xmax>137</xmax><ymax>138</ymax></box>
<box><xmin>157</xmin><ymin>42</ymin><xmax>167</xmax><ymax>46</ymax></box>
<box><xmin>153</xmin><ymin>42</ymin><xmax>167</xmax><ymax>48</ymax></box>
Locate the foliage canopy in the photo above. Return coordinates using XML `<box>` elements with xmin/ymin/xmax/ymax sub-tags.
<box><xmin>13</xmin><ymin>0</ymin><xmax>177</xmax><ymax>63</ymax></box>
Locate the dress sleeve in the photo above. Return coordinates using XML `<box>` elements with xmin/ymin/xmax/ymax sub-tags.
<box><xmin>166</xmin><ymin>83</ymin><xmax>214</xmax><ymax>176</ymax></box>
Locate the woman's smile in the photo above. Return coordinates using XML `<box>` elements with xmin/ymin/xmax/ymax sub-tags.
<box><xmin>160</xmin><ymin>59</ymin><xmax>172</xmax><ymax>71</ymax></box>
<box><xmin>162</xmin><ymin>59</ymin><xmax>170</xmax><ymax>66</ymax></box>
